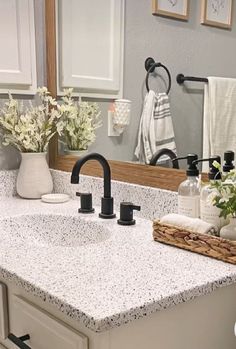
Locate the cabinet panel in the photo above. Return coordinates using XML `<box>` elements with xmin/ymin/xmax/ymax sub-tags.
<box><xmin>0</xmin><ymin>0</ymin><xmax>37</xmax><ymax>94</ymax></box>
<box><xmin>10</xmin><ymin>296</ymin><xmax>88</xmax><ymax>349</ymax></box>
<box><xmin>57</xmin><ymin>0</ymin><xmax>124</xmax><ymax>98</ymax></box>
<box><xmin>0</xmin><ymin>283</ymin><xmax>8</xmax><ymax>341</ymax></box>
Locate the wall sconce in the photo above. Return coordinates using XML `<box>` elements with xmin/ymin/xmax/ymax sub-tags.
<box><xmin>108</xmin><ymin>99</ymin><xmax>131</xmax><ymax>137</ymax></box>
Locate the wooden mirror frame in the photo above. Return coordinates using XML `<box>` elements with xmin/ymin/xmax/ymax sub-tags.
<box><xmin>45</xmin><ymin>0</ymin><xmax>201</xmax><ymax>192</ymax></box>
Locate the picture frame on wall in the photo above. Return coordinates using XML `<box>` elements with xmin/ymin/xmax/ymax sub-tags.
<box><xmin>201</xmin><ymin>0</ymin><xmax>233</xmax><ymax>29</ymax></box>
<box><xmin>152</xmin><ymin>0</ymin><xmax>189</xmax><ymax>21</ymax></box>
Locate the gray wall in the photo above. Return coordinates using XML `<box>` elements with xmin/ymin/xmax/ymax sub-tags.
<box><xmin>89</xmin><ymin>0</ymin><xmax>236</xmax><ymax>162</ymax></box>
<box><xmin>2</xmin><ymin>0</ymin><xmax>236</xmax><ymax>168</ymax></box>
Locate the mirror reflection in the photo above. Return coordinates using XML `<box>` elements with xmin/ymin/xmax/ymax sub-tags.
<box><xmin>56</xmin><ymin>0</ymin><xmax>236</xmax><ymax>168</ymax></box>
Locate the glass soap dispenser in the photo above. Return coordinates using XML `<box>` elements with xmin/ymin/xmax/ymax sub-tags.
<box><xmin>194</xmin><ymin>155</ymin><xmax>224</xmax><ymax>233</ymax></box>
<box><xmin>174</xmin><ymin>154</ymin><xmax>200</xmax><ymax>218</ymax></box>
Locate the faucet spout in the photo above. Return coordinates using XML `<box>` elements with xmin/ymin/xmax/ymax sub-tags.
<box><xmin>71</xmin><ymin>153</ymin><xmax>111</xmax><ymax>198</ymax></box>
<box><xmin>71</xmin><ymin>153</ymin><xmax>115</xmax><ymax>219</ymax></box>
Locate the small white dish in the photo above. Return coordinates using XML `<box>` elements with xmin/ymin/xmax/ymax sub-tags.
<box><xmin>41</xmin><ymin>193</ymin><xmax>70</xmax><ymax>204</ymax></box>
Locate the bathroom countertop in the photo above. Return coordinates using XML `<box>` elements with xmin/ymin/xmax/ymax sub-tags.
<box><xmin>0</xmin><ymin>197</ymin><xmax>236</xmax><ymax>333</ymax></box>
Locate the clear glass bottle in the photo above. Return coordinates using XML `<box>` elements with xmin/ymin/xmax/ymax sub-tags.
<box><xmin>176</xmin><ymin>154</ymin><xmax>200</xmax><ymax>218</ymax></box>
<box><xmin>178</xmin><ymin>176</ymin><xmax>200</xmax><ymax>218</ymax></box>
<box><xmin>200</xmin><ymin>180</ymin><xmax>224</xmax><ymax>233</ymax></box>
<box><xmin>197</xmin><ymin>156</ymin><xmax>225</xmax><ymax>234</ymax></box>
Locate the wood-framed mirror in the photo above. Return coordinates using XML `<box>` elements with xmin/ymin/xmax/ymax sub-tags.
<box><xmin>45</xmin><ymin>0</ymin><xmax>198</xmax><ymax>192</ymax></box>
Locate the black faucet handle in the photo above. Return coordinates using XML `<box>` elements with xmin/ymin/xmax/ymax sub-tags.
<box><xmin>117</xmin><ymin>202</ymin><xmax>141</xmax><ymax>226</ymax></box>
<box><xmin>76</xmin><ymin>192</ymin><xmax>95</xmax><ymax>214</ymax></box>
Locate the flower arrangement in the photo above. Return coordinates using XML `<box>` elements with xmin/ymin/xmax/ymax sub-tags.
<box><xmin>210</xmin><ymin>161</ymin><xmax>236</xmax><ymax>219</ymax></box>
<box><xmin>0</xmin><ymin>87</ymin><xmax>63</xmax><ymax>153</ymax></box>
<box><xmin>58</xmin><ymin>88</ymin><xmax>102</xmax><ymax>151</ymax></box>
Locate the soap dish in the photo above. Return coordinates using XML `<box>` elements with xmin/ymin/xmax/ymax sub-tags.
<box><xmin>41</xmin><ymin>193</ymin><xmax>70</xmax><ymax>204</ymax></box>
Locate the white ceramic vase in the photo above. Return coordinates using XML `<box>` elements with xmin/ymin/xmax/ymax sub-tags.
<box><xmin>16</xmin><ymin>152</ymin><xmax>53</xmax><ymax>199</ymax></box>
<box><xmin>220</xmin><ymin>217</ymin><xmax>236</xmax><ymax>241</ymax></box>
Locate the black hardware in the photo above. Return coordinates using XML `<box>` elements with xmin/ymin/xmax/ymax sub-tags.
<box><xmin>71</xmin><ymin>153</ymin><xmax>116</xmax><ymax>219</ymax></box>
<box><xmin>117</xmin><ymin>202</ymin><xmax>141</xmax><ymax>226</ymax></box>
<box><xmin>149</xmin><ymin>148</ymin><xmax>179</xmax><ymax>169</ymax></box>
<box><xmin>223</xmin><ymin>150</ymin><xmax>235</xmax><ymax>173</ymax></box>
<box><xmin>193</xmin><ymin>155</ymin><xmax>221</xmax><ymax>180</ymax></box>
<box><xmin>173</xmin><ymin>154</ymin><xmax>199</xmax><ymax>177</ymax></box>
<box><xmin>176</xmin><ymin>73</ymin><xmax>208</xmax><ymax>85</ymax></box>
<box><xmin>8</xmin><ymin>333</ymin><xmax>31</xmax><ymax>349</ymax></box>
<box><xmin>76</xmin><ymin>192</ymin><xmax>95</xmax><ymax>213</ymax></box>
<box><xmin>145</xmin><ymin>57</ymin><xmax>171</xmax><ymax>94</ymax></box>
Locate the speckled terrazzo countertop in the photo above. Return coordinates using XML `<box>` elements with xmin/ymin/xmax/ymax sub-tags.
<box><xmin>1</xmin><ymin>197</ymin><xmax>236</xmax><ymax>333</ymax></box>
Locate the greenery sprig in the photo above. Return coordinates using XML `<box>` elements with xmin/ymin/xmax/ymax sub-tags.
<box><xmin>58</xmin><ymin>89</ymin><xmax>102</xmax><ymax>151</ymax></box>
<box><xmin>210</xmin><ymin>161</ymin><xmax>236</xmax><ymax>219</ymax></box>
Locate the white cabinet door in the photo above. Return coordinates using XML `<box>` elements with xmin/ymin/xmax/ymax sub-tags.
<box><xmin>57</xmin><ymin>0</ymin><xmax>124</xmax><ymax>98</ymax></box>
<box><xmin>0</xmin><ymin>0</ymin><xmax>37</xmax><ymax>94</ymax></box>
<box><xmin>0</xmin><ymin>283</ymin><xmax>8</xmax><ymax>340</ymax></box>
<box><xmin>9</xmin><ymin>296</ymin><xmax>88</xmax><ymax>349</ymax></box>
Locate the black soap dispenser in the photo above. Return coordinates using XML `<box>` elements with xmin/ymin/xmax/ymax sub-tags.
<box><xmin>223</xmin><ymin>150</ymin><xmax>235</xmax><ymax>173</ymax></box>
<box><xmin>173</xmin><ymin>154</ymin><xmax>200</xmax><ymax>218</ymax></box>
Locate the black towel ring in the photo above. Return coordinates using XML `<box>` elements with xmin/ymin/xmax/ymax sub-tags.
<box><xmin>145</xmin><ymin>57</ymin><xmax>171</xmax><ymax>95</ymax></box>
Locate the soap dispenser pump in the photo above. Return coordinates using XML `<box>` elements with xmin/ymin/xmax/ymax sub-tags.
<box><xmin>193</xmin><ymin>155</ymin><xmax>223</xmax><ymax>232</ymax></box>
<box><xmin>223</xmin><ymin>150</ymin><xmax>235</xmax><ymax>173</ymax></box>
<box><xmin>173</xmin><ymin>154</ymin><xmax>200</xmax><ymax>218</ymax></box>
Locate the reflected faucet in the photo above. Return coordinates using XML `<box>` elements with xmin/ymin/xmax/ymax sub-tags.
<box><xmin>71</xmin><ymin>153</ymin><xmax>116</xmax><ymax>219</ymax></box>
<box><xmin>149</xmin><ymin>148</ymin><xmax>179</xmax><ymax>169</ymax></box>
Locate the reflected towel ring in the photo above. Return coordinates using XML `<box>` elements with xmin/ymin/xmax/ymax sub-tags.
<box><xmin>145</xmin><ymin>57</ymin><xmax>171</xmax><ymax>95</ymax></box>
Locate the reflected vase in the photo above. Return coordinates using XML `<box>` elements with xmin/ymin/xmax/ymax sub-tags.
<box><xmin>220</xmin><ymin>217</ymin><xmax>236</xmax><ymax>241</ymax></box>
<box><xmin>16</xmin><ymin>152</ymin><xmax>53</xmax><ymax>199</ymax></box>
<box><xmin>65</xmin><ymin>149</ymin><xmax>88</xmax><ymax>157</ymax></box>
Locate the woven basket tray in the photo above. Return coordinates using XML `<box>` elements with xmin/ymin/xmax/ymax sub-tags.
<box><xmin>153</xmin><ymin>220</ymin><xmax>236</xmax><ymax>264</ymax></box>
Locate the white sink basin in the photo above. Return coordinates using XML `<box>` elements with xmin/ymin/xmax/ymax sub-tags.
<box><xmin>0</xmin><ymin>214</ymin><xmax>111</xmax><ymax>247</ymax></box>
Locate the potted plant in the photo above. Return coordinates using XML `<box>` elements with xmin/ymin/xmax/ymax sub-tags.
<box><xmin>211</xmin><ymin>161</ymin><xmax>236</xmax><ymax>240</ymax></box>
<box><xmin>0</xmin><ymin>87</ymin><xmax>63</xmax><ymax>199</ymax></box>
<box><xmin>58</xmin><ymin>89</ymin><xmax>102</xmax><ymax>156</ymax></box>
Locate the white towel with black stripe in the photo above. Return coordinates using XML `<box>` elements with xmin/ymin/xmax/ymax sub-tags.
<box><xmin>135</xmin><ymin>90</ymin><xmax>176</xmax><ymax>163</ymax></box>
<box><xmin>150</xmin><ymin>92</ymin><xmax>176</xmax><ymax>159</ymax></box>
<box><xmin>135</xmin><ymin>90</ymin><xmax>156</xmax><ymax>163</ymax></box>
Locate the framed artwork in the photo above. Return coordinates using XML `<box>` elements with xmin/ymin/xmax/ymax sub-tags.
<box><xmin>152</xmin><ymin>0</ymin><xmax>189</xmax><ymax>21</ymax></box>
<box><xmin>201</xmin><ymin>0</ymin><xmax>233</xmax><ymax>29</ymax></box>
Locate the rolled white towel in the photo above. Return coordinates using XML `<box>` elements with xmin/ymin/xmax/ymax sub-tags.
<box><xmin>160</xmin><ymin>213</ymin><xmax>217</xmax><ymax>236</ymax></box>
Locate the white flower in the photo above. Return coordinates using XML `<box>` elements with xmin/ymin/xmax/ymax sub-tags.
<box><xmin>0</xmin><ymin>87</ymin><xmax>63</xmax><ymax>152</ymax></box>
<box><xmin>58</xmin><ymin>89</ymin><xmax>102</xmax><ymax>151</ymax></box>
<box><xmin>206</xmin><ymin>191</ymin><xmax>219</xmax><ymax>205</ymax></box>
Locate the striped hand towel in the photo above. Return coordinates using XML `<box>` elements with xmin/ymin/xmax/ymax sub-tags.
<box><xmin>150</xmin><ymin>92</ymin><xmax>177</xmax><ymax>160</ymax></box>
<box><xmin>135</xmin><ymin>91</ymin><xmax>176</xmax><ymax>164</ymax></box>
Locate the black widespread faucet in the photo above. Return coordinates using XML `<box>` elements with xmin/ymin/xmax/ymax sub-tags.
<box><xmin>71</xmin><ymin>153</ymin><xmax>116</xmax><ymax>219</ymax></box>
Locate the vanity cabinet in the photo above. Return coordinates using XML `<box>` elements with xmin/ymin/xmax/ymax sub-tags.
<box><xmin>1</xmin><ymin>278</ymin><xmax>236</xmax><ymax>349</ymax></box>
<box><xmin>8</xmin><ymin>296</ymin><xmax>88</xmax><ymax>349</ymax></box>
<box><xmin>0</xmin><ymin>0</ymin><xmax>37</xmax><ymax>94</ymax></box>
<box><xmin>0</xmin><ymin>283</ymin><xmax>8</xmax><ymax>341</ymax></box>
